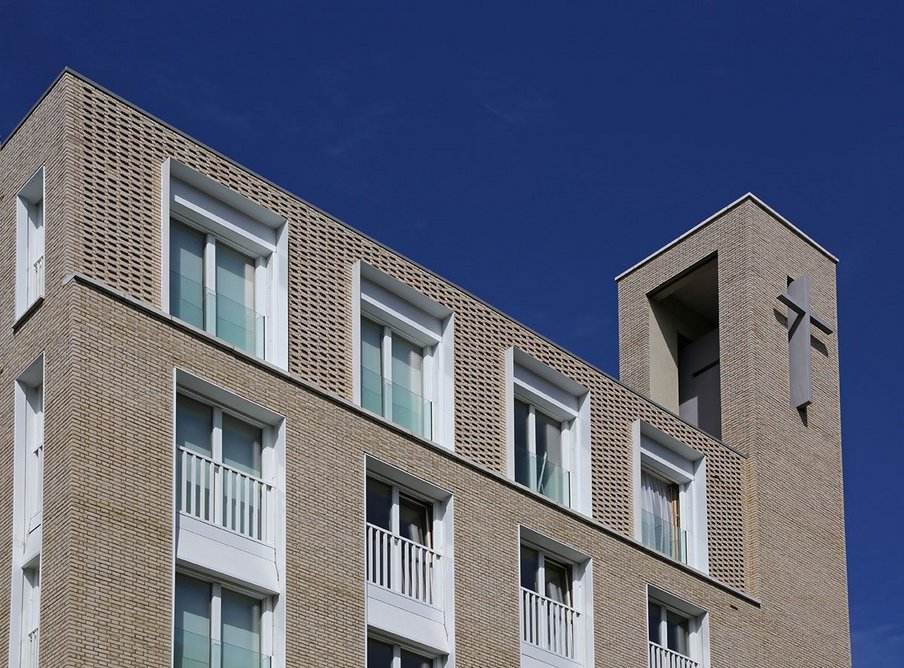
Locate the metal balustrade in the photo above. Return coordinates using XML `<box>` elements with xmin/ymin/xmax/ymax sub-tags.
<box><xmin>177</xmin><ymin>446</ymin><xmax>275</xmax><ymax>544</ymax></box>
<box><xmin>648</xmin><ymin>642</ymin><xmax>698</xmax><ymax>668</ymax></box>
<box><xmin>521</xmin><ymin>587</ymin><xmax>581</xmax><ymax>660</ymax></box>
<box><xmin>366</xmin><ymin>522</ymin><xmax>442</xmax><ymax>607</ymax></box>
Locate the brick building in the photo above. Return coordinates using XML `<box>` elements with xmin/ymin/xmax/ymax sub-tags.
<box><xmin>1</xmin><ymin>70</ymin><xmax>850</xmax><ymax>667</ymax></box>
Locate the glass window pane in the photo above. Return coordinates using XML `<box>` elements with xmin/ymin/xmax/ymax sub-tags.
<box><xmin>535</xmin><ymin>409</ymin><xmax>564</xmax><ymax>502</ymax></box>
<box><xmin>170</xmin><ymin>221</ymin><xmax>206</xmax><ymax>329</ymax></box>
<box><xmin>176</xmin><ymin>395</ymin><xmax>213</xmax><ymax>457</ymax></box>
<box><xmin>361</xmin><ymin>319</ymin><xmax>384</xmax><ymax>415</ymax></box>
<box><xmin>648</xmin><ymin>602</ymin><xmax>662</xmax><ymax>644</ymax></box>
<box><xmin>390</xmin><ymin>334</ymin><xmax>424</xmax><ymax>433</ymax></box>
<box><xmin>174</xmin><ymin>575</ymin><xmax>211</xmax><ymax>668</ymax></box>
<box><xmin>520</xmin><ymin>545</ymin><xmax>539</xmax><ymax>592</ymax></box>
<box><xmin>401</xmin><ymin>649</ymin><xmax>434</xmax><ymax>668</ymax></box>
<box><xmin>216</xmin><ymin>243</ymin><xmax>256</xmax><ymax>352</ymax></box>
<box><xmin>221</xmin><ymin>413</ymin><xmax>263</xmax><ymax>477</ymax></box>
<box><xmin>544</xmin><ymin>558</ymin><xmax>572</xmax><ymax>605</ymax></box>
<box><xmin>367</xmin><ymin>638</ymin><xmax>394</xmax><ymax>667</ymax></box>
<box><xmin>221</xmin><ymin>589</ymin><xmax>261</xmax><ymax>668</ymax></box>
<box><xmin>641</xmin><ymin>470</ymin><xmax>678</xmax><ymax>556</ymax></box>
<box><xmin>366</xmin><ymin>478</ymin><xmax>392</xmax><ymax>530</ymax></box>
<box><xmin>514</xmin><ymin>400</ymin><xmax>531</xmax><ymax>487</ymax></box>
<box><xmin>399</xmin><ymin>495</ymin><xmax>431</xmax><ymax>546</ymax></box>
<box><xmin>666</xmin><ymin>610</ymin><xmax>690</xmax><ymax>656</ymax></box>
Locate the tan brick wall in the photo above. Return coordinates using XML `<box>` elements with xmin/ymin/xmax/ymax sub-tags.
<box><xmin>617</xmin><ymin>198</ymin><xmax>850</xmax><ymax>666</ymax></box>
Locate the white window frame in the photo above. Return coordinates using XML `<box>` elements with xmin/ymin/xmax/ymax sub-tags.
<box><xmin>518</xmin><ymin>526</ymin><xmax>594</xmax><ymax>668</ymax></box>
<box><xmin>352</xmin><ymin>262</ymin><xmax>455</xmax><ymax>448</ymax></box>
<box><xmin>172</xmin><ymin>369</ymin><xmax>286</xmax><ymax>668</ymax></box>
<box><xmin>632</xmin><ymin>421</ymin><xmax>709</xmax><ymax>573</ymax></box>
<box><xmin>646</xmin><ymin>586</ymin><xmax>710</xmax><ymax>668</ymax></box>
<box><xmin>174</xmin><ymin>570</ymin><xmax>275</xmax><ymax>668</ymax></box>
<box><xmin>19</xmin><ymin>565</ymin><xmax>40</xmax><ymax>668</ymax></box>
<box><xmin>16</xmin><ymin>166</ymin><xmax>46</xmax><ymax>320</ymax></box>
<box><xmin>367</xmin><ymin>634</ymin><xmax>445</xmax><ymax>668</ymax></box>
<box><xmin>505</xmin><ymin>348</ymin><xmax>591</xmax><ymax>515</ymax></box>
<box><xmin>160</xmin><ymin>159</ymin><xmax>289</xmax><ymax>369</ymax></box>
<box><xmin>9</xmin><ymin>355</ymin><xmax>44</xmax><ymax>668</ymax></box>
<box><xmin>365</xmin><ymin>458</ymin><xmax>455</xmax><ymax>664</ymax></box>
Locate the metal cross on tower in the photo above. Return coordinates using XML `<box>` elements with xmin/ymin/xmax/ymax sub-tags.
<box><xmin>777</xmin><ymin>276</ymin><xmax>834</xmax><ymax>409</ymax></box>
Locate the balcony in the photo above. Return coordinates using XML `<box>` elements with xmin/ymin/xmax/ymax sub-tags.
<box><xmin>360</xmin><ymin>366</ymin><xmax>433</xmax><ymax>439</ymax></box>
<box><xmin>641</xmin><ymin>510</ymin><xmax>688</xmax><ymax>564</ymax></box>
<box><xmin>170</xmin><ymin>270</ymin><xmax>266</xmax><ymax>357</ymax></box>
<box><xmin>175</xmin><ymin>628</ymin><xmax>271</xmax><ymax>668</ymax></box>
<box><xmin>648</xmin><ymin>642</ymin><xmax>698</xmax><ymax>668</ymax></box>
<box><xmin>520</xmin><ymin>587</ymin><xmax>582</xmax><ymax>661</ymax></box>
<box><xmin>177</xmin><ymin>447</ymin><xmax>276</xmax><ymax>544</ymax></box>
<box><xmin>366</xmin><ymin>522</ymin><xmax>443</xmax><ymax>607</ymax></box>
<box><xmin>515</xmin><ymin>448</ymin><xmax>572</xmax><ymax>507</ymax></box>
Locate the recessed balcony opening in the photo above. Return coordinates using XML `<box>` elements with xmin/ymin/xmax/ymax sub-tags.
<box><xmin>648</xmin><ymin>256</ymin><xmax>721</xmax><ymax>439</ymax></box>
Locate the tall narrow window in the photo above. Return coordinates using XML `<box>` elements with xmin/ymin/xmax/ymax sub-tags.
<box><xmin>16</xmin><ymin>167</ymin><xmax>45</xmax><ymax>319</ymax></box>
<box><xmin>24</xmin><ymin>382</ymin><xmax>44</xmax><ymax>534</ymax></box>
<box><xmin>20</xmin><ymin>566</ymin><xmax>40</xmax><ymax>668</ymax></box>
<box><xmin>174</xmin><ymin>574</ymin><xmax>270</xmax><ymax>668</ymax></box>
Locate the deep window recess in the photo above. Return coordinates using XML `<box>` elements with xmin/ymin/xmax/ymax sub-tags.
<box><xmin>514</xmin><ymin>398</ymin><xmax>570</xmax><ymax>506</ymax></box>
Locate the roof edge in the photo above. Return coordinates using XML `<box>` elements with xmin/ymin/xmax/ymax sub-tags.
<box><xmin>0</xmin><ymin>67</ymin><xmax>79</xmax><ymax>150</ymax></box>
<box><xmin>614</xmin><ymin>193</ymin><xmax>839</xmax><ymax>282</ymax></box>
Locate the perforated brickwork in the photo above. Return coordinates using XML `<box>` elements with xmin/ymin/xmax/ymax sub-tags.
<box><xmin>61</xmin><ymin>76</ymin><xmax>750</xmax><ymax>590</ymax></box>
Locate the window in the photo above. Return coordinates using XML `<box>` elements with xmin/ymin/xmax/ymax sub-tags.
<box><xmin>174</xmin><ymin>573</ymin><xmax>273</xmax><ymax>668</ymax></box>
<box><xmin>366</xmin><ymin>476</ymin><xmax>440</xmax><ymax>607</ymax></box>
<box><xmin>647</xmin><ymin>588</ymin><xmax>709</xmax><ymax>668</ymax></box>
<box><xmin>353</xmin><ymin>262</ymin><xmax>455</xmax><ymax>447</ymax></box>
<box><xmin>175</xmin><ymin>393</ymin><xmax>275</xmax><ymax>544</ymax></box>
<box><xmin>633</xmin><ymin>422</ymin><xmax>708</xmax><ymax>571</ymax></box>
<box><xmin>367</xmin><ymin>637</ymin><xmax>438</xmax><ymax>668</ymax></box>
<box><xmin>19</xmin><ymin>566</ymin><xmax>40</xmax><ymax>668</ymax></box>
<box><xmin>16</xmin><ymin>166</ymin><xmax>45</xmax><ymax>319</ymax></box>
<box><xmin>365</xmin><ymin>460</ymin><xmax>453</xmax><ymax>663</ymax></box>
<box><xmin>10</xmin><ymin>356</ymin><xmax>44</xmax><ymax>668</ymax></box>
<box><xmin>519</xmin><ymin>528</ymin><xmax>593</xmax><ymax>666</ymax></box>
<box><xmin>163</xmin><ymin>160</ymin><xmax>288</xmax><ymax>367</ymax></box>
<box><xmin>361</xmin><ymin>317</ymin><xmax>432</xmax><ymax>438</ymax></box>
<box><xmin>506</xmin><ymin>349</ymin><xmax>591</xmax><ymax>514</ymax></box>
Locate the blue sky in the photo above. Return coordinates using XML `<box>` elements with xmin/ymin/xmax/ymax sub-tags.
<box><xmin>1</xmin><ymin>1</ymin><xmax>899</xmax><ymax>664</ymax></box>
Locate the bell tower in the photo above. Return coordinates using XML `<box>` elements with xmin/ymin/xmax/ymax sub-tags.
<box><xmin>616</xmin><ymin>194</ymin><xmax>850</xmax><ymax>667</ymax></box>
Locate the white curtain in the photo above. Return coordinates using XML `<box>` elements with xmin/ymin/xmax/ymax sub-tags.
<box><xmin>641</xmin><ymin>471</ymin><xmax>675</xmax><ymax>555</ymax></box>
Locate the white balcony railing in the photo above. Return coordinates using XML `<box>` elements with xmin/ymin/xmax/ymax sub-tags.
<box><xmin>177</xmin><ymin>446</ymin><xmax>275</xmax><ymax>544</ymax></box>
<box><xmin>521</xmin><ymin>587</ymin><xmax>581</xmax><ymax>660</ymax></box>
<box><xmin>649</xmin><ymin>642</ymin><xmax>698</xmax><ymax>668</ymax></box>
<box><xmin>366</xmin><ymin>522</ymin><xmax>442</xmax><ymax>607</ymax></box>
